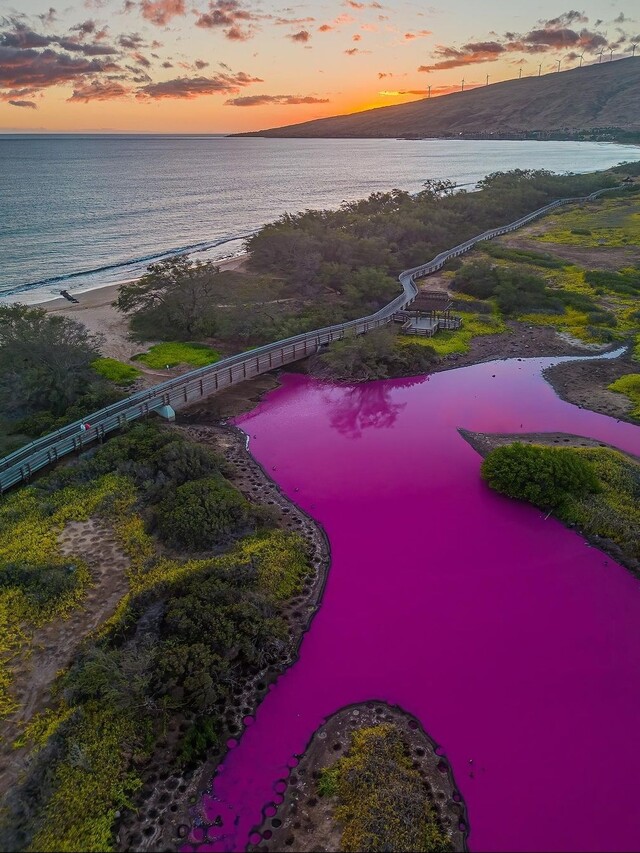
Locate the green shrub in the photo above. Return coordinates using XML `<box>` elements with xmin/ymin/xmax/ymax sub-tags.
<box><xmin>451</xmin><ymin>261</ymin><xmax>499</xmax><ymax>299</ymax></box>
<box><xmin>482</xmin><ymin>243</ymin><xmax>567</xmax><ymax>268</ymax></box>
<box><xmin>585</xmin><ymin>269</ymin><xmax>640</xmax><ymax>295</ymax></box>
<box><xmin>91</xmin><ymin>358</ymin><xmax>141</xmax><ymax>387</ymax></box>
<box><xmin>481</xmin><ymin>443</ymin><xmax>601</xmax><ymax>509</ymax></box>
<box><xmin>178</xmin><ymin>715</ymin><xmax>219</xmax><ymax>766</ymax></box>
<box><xmin>156</xmin><ymin>476</ymin><xmax>253</xmax><ymax>549</ymax></box>
<box><xmin>571</xmin><ymin>227</ymin><xmax>592</xmax><ymax>236</ymax></box>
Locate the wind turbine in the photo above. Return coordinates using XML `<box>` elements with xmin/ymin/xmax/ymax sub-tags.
<box><xmin>598</xmin><ymin>48</ymin><xmax>604</xmax><ymax>62</ymax></box>
<box><xmin>579</xmin><ymin>53</ymin><xmax>584</xmax><ymax>67</ymax></box>
<box><xmin>486</xmin><ymin>74</ymin><xmax>489</xmax><ymax>86</ymax></box>
<box><xmin>461</xmin><ymin>78</ymin><xmax>465</xmax><ymax>92</ymax></box>
<box><xmin>519</xmin><ymin>67</ymin><xmax>522</xmax><ymax>78</ymax></box>
<box><xmin>632</xmin><ymin>44</ymin><xmax>637</xmax><ymax>57</ymax></box>
<box><xmin>538</xmin><ymin>63</ymin><xmax>542</xmax><ymax>76</ymax></box>
<box><xmin>427</xmin><ymin>84</ymin><xmax>431</xmax><ymax>98</ymax></box>
<box><xmin>556</xmin><ymin>59</ymin><xmax>561</xmax><ymax>72</ymax></box>
<box><xmin>610</xmin><ymin>47</ymin><xmax>614</xmax><ymax>61</ymax></box>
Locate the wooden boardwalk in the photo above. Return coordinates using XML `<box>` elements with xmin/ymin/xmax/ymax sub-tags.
<box><xmin>0</xmin><ymin>187</ymin><xmax>617</xmax><ymax>493</ymax></box>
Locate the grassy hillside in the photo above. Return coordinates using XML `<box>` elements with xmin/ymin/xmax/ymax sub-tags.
<box><xmin>235</xmin><ymin>58</ymin><xmax>640</xmax><ymax>139</ymax></box>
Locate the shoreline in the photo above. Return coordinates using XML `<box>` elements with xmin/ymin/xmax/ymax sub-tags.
<box><xmin>33</xmin><ymin>252</ymin><xmax>248</xmax><ymax>311</ymax></box>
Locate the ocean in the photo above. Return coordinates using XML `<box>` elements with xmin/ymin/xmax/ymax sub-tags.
<box><xmin>0</xmin><ymin>135</ymin><xmax>637</xmax><ymax>303</ymax></box>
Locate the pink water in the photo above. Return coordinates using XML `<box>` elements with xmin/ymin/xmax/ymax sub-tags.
<box><xmin>188</xmin><ymin>356</ymin><xmax>640</xmax><ymax>852</ymax></box>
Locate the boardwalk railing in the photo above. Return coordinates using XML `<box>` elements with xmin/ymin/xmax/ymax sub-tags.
<box><xmin>0</xmin><ymin>187</ymin><xmax>615</xmax><ymax>492</ymax></box>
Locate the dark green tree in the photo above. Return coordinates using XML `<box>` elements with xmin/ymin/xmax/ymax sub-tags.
<box><xmin>0</xmin><ymin>304</ymin><xmax>103</xmax><ymax>418</ymax></box>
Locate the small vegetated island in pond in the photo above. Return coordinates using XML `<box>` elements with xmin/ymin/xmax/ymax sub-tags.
<box><xmin>249</xmin><ymin>702</ymin><xmax>466</xmax><ymax>853</ymax></box>
<box><xmin>464</xmin><ymin>434</ymin><xmax>640</xmax><ymax>574</ymax></box>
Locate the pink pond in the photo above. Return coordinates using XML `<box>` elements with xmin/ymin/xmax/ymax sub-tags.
<box><xmin>189</xmin><ymin>355</ymin><xmax>640</xmax><ymax>853</ymax></box>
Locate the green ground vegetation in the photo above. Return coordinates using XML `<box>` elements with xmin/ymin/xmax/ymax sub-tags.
<box><xmin>534</xmin><ymin>196</ymin><xmax>640</xmax><ymax>247</ymax></box>
<box><xmin>133</xmin><ymin>341</ymin><xmax>221</xmax><ymax>369</ymax></box>
<box><xmin>0</xmin><ymin>423</ymin><xmax>311</xmax><ymax>852</ymax></box>
<box><xmin>318</xmin><ymin>723</ymin><xmax>452</xmax><ymax>853</ymax></box>
<box><xmin>449</xmin><ymin>196</ymin><xmax>640</xmax><ymax>347</ymax></box>
<box><xmin>482</xmin><ymin>442</ymin><xmax>640</xmax><ymax>564</ymax></box>
<box><xmin>608</xmin><ymin>374</ymin><xmax>640</xmax><ymax>419</ymax></box>
<box><xmin>91</xmin><ymin>357</ymin><xmax>141</xmax><ymax>387</ymax></box>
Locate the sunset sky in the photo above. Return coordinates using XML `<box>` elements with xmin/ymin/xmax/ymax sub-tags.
<box><xmin>0</xmin><ymin>1</ymin><xmax>638</xmax><ymax>132</ymax></box>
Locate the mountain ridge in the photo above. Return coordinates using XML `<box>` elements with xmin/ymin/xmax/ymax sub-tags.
<box><xmin>232</xmin><ymin>58</ymin><xmax>640</xmax><ymax>139</ymax></box>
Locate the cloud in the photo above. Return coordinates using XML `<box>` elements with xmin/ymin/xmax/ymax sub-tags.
<box><xmin>118</xmin><ymin>32</ymin><xmax>144</xmax><ymax>49</ymax></box>
<box><xmin>288</xmin><ymin>30</ymin><xmax>310</xmax><ymax>43</ymax></box>
<box><xmin>139</xmin><ymin>0</ymin><xmax>186</xmax><ymax>26</ymax></box>
<box><xmin>344</xmin><ymin>47</ymin><xmax>370</xmax><ymax>55</ymax></box>
<box><xmin>318</xmin><ymin>12</ymin><xmax>355</xmax><ymax>32</ymax></box>
<box><xmin>67</xmin><ymin>79</ymin><xmax>131</xmax><ymax>101</ymax></box>
<box><xmin>419</xmin><ymin>41</ymin><xmax>505</xmax><ymax>71</ymax></box>
<box><xmin>70</xmin><ymin>19</ymin><xmax>97</xmax><ymax>37</ymax></box>
<box><xmin>404</xmin><ymin>30</ymin><xmax>431</xmax><ymax>40</ymax></box>
<box><xmin>132</xmin><ymin>51</ymin><xmax>151</xmax><ymax>67</ymax></box>
<box><xmin>380</xmin><ymin>84</ymin><xmax>476</xmax><ymax>97</ymax></box>
<box><xmin>543</xmin><ymin>11</ymin><xmax>589</xmax><ymax>27</ymax></box>
<box><xmin>195</xmin><ymin>0</ymin><xmax>257</xmax><ymax>41</ymax></box>
<box><xmin>38</xmin><ymin>8</ymin><xmax>57</xmax><ymax>26</ymax></box>
<box><xmin>419</xmin><ymin>13</ymin><xmax>612</xmax><ymax>73</ymax></box>
<box><xmin>225</xmin><ymin>93</ymin><xmax>329</xmax><ymax>106</ymax></box>
<box><xmin>0</xmin><ymin>21</ymin><xmax>118</xmax><ymax>56</ymax></box>
<box><xmin>137</xmin><ymin>70</ymin><xmax>262</xmax><ymax>99</ymax></box>
<box><xmin>0</xmin><ymin>45</ymin><xmax>119</xmax><ymax>89</ymax></box>
<box><xmin>273</xmin><ymin>16</ymin><xmax>315</xmax><ymax>26</ymax></box>
<box><xmin>8</xmin><ymin>98</ymin><xmax>37</xmax><ymax>108</ymax></box>
<box><xmin>505</xmin><ymin>27</ymin><xmax>607</xmax><ymax>53</ymax></box>
<box><xmin>379</xmin><ymin>89</ymin><xmax>428</xmax><ymax>95</ymax></box>
<box><xmin>195</xmin><ymin>59</ymin><xmax>208</xmax><ymax>69</ymax></box>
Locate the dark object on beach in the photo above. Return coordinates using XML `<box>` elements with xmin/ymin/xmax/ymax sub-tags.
<box><xmin>60</xmin><ymin>290</ymin><xmax>79</xmax><ymax>304</ymax></box>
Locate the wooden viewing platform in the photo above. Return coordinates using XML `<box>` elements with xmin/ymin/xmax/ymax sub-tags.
<box><xmin>399</xmin><ymin>289</ymin><xmax>462</xmax><ymax>337</ymax></box>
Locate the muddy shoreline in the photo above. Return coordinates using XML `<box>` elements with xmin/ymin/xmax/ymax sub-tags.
<box><xmin>248</xmin><ymin>701</ymin><xmax>468</xmax><ymax>853</ymax></box>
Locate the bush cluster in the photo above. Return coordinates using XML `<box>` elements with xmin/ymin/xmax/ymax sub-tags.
<box><xmin>452</xmin><ymin>260</ymin><xmax>600</xmax><ymax>317</ymax></box>
<box><xmin>318</xmin><ymin>723</ymin><xmax>452</xmax><ymax>852</ymax></box>
<box><xmin>481</xmin><ymin>442</ymin><xmax>600</xmax><ymax>510</ymax></box>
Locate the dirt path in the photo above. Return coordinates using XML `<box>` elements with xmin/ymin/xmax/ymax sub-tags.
<box><xmin>0</xmin><ymin>519</ymin><xmax>130</xmax><ymax>798</ymax></box>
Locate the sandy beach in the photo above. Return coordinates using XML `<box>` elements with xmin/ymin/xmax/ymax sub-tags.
<box><xmin>39</xmin><ymin>254</ymin><xmax>247</xmax><ymax>365</ymax></box>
